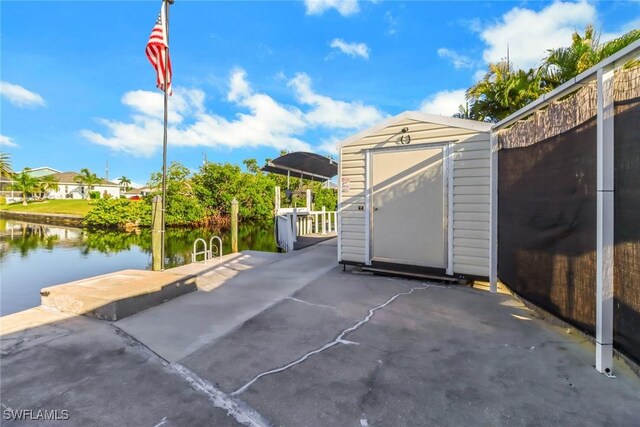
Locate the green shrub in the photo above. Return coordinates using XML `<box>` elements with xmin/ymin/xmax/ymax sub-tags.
<box><xmin>165</xmin><ymin>193</ymin><xmax>207</xmax><ymax>226</ymax></box>
<box><xmin>84</xmin><ymin>198</ymin><xmax>152</xmax><ymax>228</ymax></box>
<box><xmin>0</xmin><ymin>196</ymin><xmax>6</xmax><ymax>205</ymax></box>
<box><xmin>89</xmin><ymin>191</ymin><xmax>101</xmax><ymax>199</ymax></box>
<box><xmin>313</xmin><ymin>187</ymin><xmax>337</xmax><ymax>211</ymax></box>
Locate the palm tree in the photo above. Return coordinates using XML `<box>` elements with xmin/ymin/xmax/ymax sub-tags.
<box><xmin>12</xmin><ymin>169</ymin><xmax>39</xmax><ymax>205</ymax></box>
<box><xmin>453</xmin><ymin>102</ymin><xmax>472</xmax><ymax>120</ymax></box>
<box><xmin>466</xmin><ymin>61</ymin><xmax>545</xmax><ymax>122</ymax></box>
<box><xmin>117</xmin><ymin>176</ymin><xmax>132</xmax><ymax>192</ymax></box>
<box><xmin>38</xmin><ymin>175</ymin><xmax>59</xmax><ymax>199</ymax></box>
<box><xmin>74</xmin><ymin>168</ymin><xmax>102</xmax><ymax>200</ymax></box>
<box><xmin>542</xmin><ymin>25</ymin><xmax>640</xmax><ymax>89</ymax></box>
<box><xmin>0</xmin><ymin>152</ymin><xmax>13</xmax><ymax>178</ymax></box>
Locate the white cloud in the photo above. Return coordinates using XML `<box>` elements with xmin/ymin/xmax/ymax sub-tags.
<box><xmin>419</xmin><ymin>89</ymin><xmax>467</xmax><ymax>116</ymax></box>
<box><xmin>304</xmin><ymin>0</ymin><xmax>360</xmax><ymax>16</ymax></box>
<box><xmin>120</xmin><ymin>89</ymin><xmax>204</xmax><ymax>125</ymax></box>
<box><xmin>0</xmin><ymin>81</ymin><xmax>46</xmax><ymax>108</ymax></box>
<box><xmin>601</xmin><ymin>18</ymin><xmax>640</xmax><ymax>43</ymax></box>
<box><xmin>81</xmin><ymin>69</ymin><xmax>387</xmax><ymax>157</ymax></box>
<box><xmin>479</xmin><ymin>1</ymin><xmax>596</xmax><ymax>69</ymax></box>
<box><xmin>459</xmin><ymin>17</ymin><xmax>482</xmax><ymax>33</ymax></box>
<box><xmin>329</xmin><ymin>39</ymin><xmax>370</xmax><ymax>59</ymax></box>
<box><xmin>81</xmin><ymin>74</ymin><xmax>309</xmax><ymax>157</ymax></box>
<box><xmin>317</xmin><ymin>137</ymin><xmax>341</xmax><ymax>156</ymax></box>
<box><xmin>437</xmin><ymin>48</ymin><xmax>474</xmax><ymax>69</ymax></box>
<box><xmin>0</xmin><ymin>135</ymin><xmax>19</xmax><ymax>148</ymax></box>
<box><xmin>227</xmin><ymin>68</ymin><xmax>251</xmax><ymax>102</ymax></box>
<box><xmin>385</xmin><ymin>11</ymin><xmax>399</xmax><ymax>36</ymax></box>
<box><xmin>289</xmin><ymin>73</ymin><xmax>385</xmax><ymax>129</ymax></box>
<box><xmin>473</xmin><ymin>69</ymin><xmax>486</xmax><ymax>82</ymax></box>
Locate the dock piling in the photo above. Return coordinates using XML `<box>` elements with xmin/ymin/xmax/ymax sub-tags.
<box><xmin>231</xmin><ymin>198</ymin><xmax>239</xmax><ymax>253</ymax></box>
<box><xmin>152</xmin><ymin>196</ymin><xmax>163</xmax><ymax>271</ymax></box>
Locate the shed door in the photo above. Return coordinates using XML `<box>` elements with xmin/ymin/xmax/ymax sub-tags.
<box><xmin>371</xmin><ymin>146</ymin><xmax>446</xmax><ymax>268</ymax></box>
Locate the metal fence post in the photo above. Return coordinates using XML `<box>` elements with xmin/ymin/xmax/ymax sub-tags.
<box><xmin>595</xmin><ymin>66</ymin><xmax>615</xmax><ymax>376</ymax></box>
<box><xmin>489</xmin><ymin>133</ymin><xmax>499</xmax><ymax>293</ymax></box>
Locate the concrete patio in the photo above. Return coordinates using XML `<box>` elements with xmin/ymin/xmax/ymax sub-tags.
<box><xmin>1</xmin><ymin>239</ymin><xmax>638</xmax><ymax>426</ymax></box>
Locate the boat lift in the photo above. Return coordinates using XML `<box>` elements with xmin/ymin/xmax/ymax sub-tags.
<box><xmin>262</xmin><ymin>152</ymin><xmax>338</xmax><ymax>251</ymax></box>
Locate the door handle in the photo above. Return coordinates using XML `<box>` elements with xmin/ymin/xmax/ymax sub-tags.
<box><xmin>373</xmin><ymin>206</ymin><xmax>379</xmax><ymax>211</ymax></box>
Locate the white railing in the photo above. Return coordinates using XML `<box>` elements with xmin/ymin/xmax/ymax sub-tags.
<box><xmin>275</xmin><ymin>208</ymin><xmax>337</xmax><ymax>253</ymax></box>
<box><xmin>289</xmin><ymin>207</ymin><xmax>337</xmax><ymax>238</ymax></box>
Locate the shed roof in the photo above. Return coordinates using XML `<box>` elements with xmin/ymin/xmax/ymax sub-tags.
<box><xmin>262</xmin><ymin>152</ymin><xmax>338</xmax><ymax>180</ymax></box>
<box><xmin>338</xmin><ymin>111</ymin><xmax>492</xmax><ymax>149</ymax></box>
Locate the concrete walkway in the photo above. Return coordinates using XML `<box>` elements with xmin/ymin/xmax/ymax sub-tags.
<box><xmin>1</xmin><ymin>238</ymin><xmax>639</xmax><ymax>426</ymax></box>
<box><xmin>116</xmin><ymin>241</ymin><xmax>337</xmax><ymax>362</ymax></box>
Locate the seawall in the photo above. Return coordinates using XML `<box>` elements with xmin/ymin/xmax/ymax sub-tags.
<box><xmin>0</xmin><ymin>210</ymin><xmax>84</xmax><ymax>227</ymax></box>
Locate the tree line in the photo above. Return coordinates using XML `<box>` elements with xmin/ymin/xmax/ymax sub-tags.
<box><xmin>84</xmin><ymin>159</ymin><xmax>337</xmax><ymax>228</ymax></box>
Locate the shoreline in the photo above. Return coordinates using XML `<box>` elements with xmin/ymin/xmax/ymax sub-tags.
<box><xmin>0</xmin><ymin>210</ymin><xmax>84</xmax><ymax>227</ymax></box>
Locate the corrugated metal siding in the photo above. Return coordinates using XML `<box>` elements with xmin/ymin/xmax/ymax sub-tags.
<box><xmin>339</xmin><ymin>117</ymin><xmax>490</xmax><ymax>276</ymax></box>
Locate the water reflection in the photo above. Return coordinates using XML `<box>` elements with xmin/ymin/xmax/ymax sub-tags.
<box><xmin>0</xmin><ymin>219</ymin><xmax>276</xmax><ymax>315</ymax></box>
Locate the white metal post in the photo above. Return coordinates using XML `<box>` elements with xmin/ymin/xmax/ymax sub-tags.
<box><xmin>364</xmin><ymin>151</ymin><xmax>371</xmax><ymax>265</ymax></box>
<box><xmin>333</xmin><ymin>212</ymin><xmax>337</xmax><ymax>232</ymax></box>
<box><xmin>292</xmin><ymin>209</ymin><xmax>298</xmax><ymax>242</ymax></box>
<box><xmin>489</xmin><ymin>133</ymin><xmax>499</xmax><ymax>293</ymax></box>
<box><xmin>595</xmin><ymin>66</ymin><xmax>615</xmax><ymax>375</ymax></box>
<box><xmin>337</xmin><ymin>148</ymin><xmax>342</xmax><ymax>262</ymax></box>
<box><xmin>275</xmin><ymin>185</ymin><xmax>280</xmax><ymax>214</ymax></box>
<box><xmin>306</xmin><ymin>188</ymin><xmax>312</xmax><ymax>211</ymax></box>
<box><xmin>322</xmin><ymin>206</ymin><xmax>327</xmax><ymax>235</ymax></box>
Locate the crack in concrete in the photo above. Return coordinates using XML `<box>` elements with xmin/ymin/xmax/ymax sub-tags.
<box><xmin>285</xmin><ymin>297</ymin><xmax>338</xmax><ymax>312</ymax></box>
<box><xmin>171</xmin><ymin>364</ymin><xmax>272</xmax><ymax>427</ymax></box>
<box><xmin>112</xmin><ymin>324</ymin><xmax>270</xmax><ymax>427</ymax></box>
<box><xmin>152</xmin><ymin>416</ymin><xmax>168</xmax><ymax>427</ymax></box>
<box><xmin>231</xmin><ymin>285</ymin><xmax>430</xmax><ymax>396</ymax></box>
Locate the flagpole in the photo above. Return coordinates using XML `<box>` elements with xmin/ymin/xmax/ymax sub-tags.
<box><xmin>160</xmin><ymin>0</ymin><xmax>172</xmax><ymax>270</ymax></box>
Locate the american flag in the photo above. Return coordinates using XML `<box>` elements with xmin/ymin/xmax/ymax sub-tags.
<box><xmin>146</xmin><ymin>4</ymin><xmax>172</xmax><ymax>94</ymax></box>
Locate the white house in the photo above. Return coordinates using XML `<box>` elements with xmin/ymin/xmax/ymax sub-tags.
<box><xmin>122</xmin><ymin>186</ymin><xmax>152</xmax><ymax>199</ymax></box>
<box><xmin>45</xmin><ymin>172</ymin><xmax>120</xmax><ymax>199</ymax></box>
<box><xmin>0</xmin><ymin>167</ymin><xmax>63</xmax><ymax>203</ymax></box>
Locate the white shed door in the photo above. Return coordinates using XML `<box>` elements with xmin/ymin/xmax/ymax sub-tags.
<box><xmin>371</xmin><ymin>146</ymin><xmax>446</xmax><ymax>268</ymax></box>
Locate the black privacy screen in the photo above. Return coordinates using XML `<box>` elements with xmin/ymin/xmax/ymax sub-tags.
<box><xmin>498</xmin><ymin>74</ymin><xmax>640</xmax><ymax>365</ymax></box>
<box><xmin>498</xmin><ymin>119</ymin><xmax>597</xmax><ymax>336</ymax></box>
<box><xmin>613</xmin><ymin>94</ymin><xmax>640</xmax><ymax>364</ymax></box>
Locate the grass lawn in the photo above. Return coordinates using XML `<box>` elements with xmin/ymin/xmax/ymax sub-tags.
<box><xmin>0</xmin><ymin>199</ymin><xmax>95</xmax><ymax>216</ymax></box>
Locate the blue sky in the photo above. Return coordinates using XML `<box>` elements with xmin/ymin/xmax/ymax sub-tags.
<box><xmin>1</xmin><ymin>0</ymin><xmax>638</xmax><ymax>186</ymax></box>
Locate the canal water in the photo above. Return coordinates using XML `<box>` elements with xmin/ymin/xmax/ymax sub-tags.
<box><xmin>0</xmin><ymin>219</ymin><xmax>277</xmax><ymax>316</ymax></box>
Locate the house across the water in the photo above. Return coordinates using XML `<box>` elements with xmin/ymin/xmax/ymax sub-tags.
<box><xmin>0</xmin><ymin>167</ymin><xmax>121</xmax><ymax>202</ymax></box>
<box><xmin>45</xmin><ymin>172</ymin><xmax>120</xmax><ymax>200</ymax></box>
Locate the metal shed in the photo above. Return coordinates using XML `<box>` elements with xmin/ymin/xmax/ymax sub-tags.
<box><xmin>337</xmin><ymin>111</ymin><xmax>492</xmax><ymax>279</ymax></box>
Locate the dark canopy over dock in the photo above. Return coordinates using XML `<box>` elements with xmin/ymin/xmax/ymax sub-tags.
<box><xmin>262</xmin><ymin>152</ymin><xmax>338</xmax><ymax>181</ymax></box>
